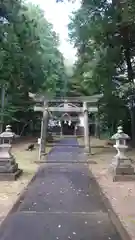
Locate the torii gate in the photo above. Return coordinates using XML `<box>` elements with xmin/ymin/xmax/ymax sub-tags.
<box><xmin>29</xmin><ymin>93</ymin><xmax>102</xmax><ymax>161</ymax></box>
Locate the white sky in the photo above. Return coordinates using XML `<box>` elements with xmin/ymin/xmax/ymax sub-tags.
<box><xmin>29</xmin><ymin>0</ymin><xmax>81</xmax><ymax>63</ymax></box>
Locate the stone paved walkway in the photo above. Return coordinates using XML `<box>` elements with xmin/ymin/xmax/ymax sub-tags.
<box><xmin>0</xmin><ymin>138</ymin><xmax>122</xmax><ymax>240</ymax></box>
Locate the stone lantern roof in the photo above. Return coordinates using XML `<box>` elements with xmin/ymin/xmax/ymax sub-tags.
<box><xmin>0</xmin><ymin>125</ymin><xmax>18</xmax><ymax>139</ymax></box>
<box><xmin>111</xmin><ymin>126</ymin><xmax>130</xmax><ymax>140</ymax></box>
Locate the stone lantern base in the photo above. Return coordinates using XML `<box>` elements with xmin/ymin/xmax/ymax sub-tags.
<box><xmin>0</xmin><ymin>145</ymin><xmax>22</xmax><ymax>181</ymax></box>
<box><xmin>0</xmin><ymin>169</ymin><xmax>22</xmax><ymax>181</ymax></box>
<box><xmin>0</xmin><ymin>125</ymin><xmax>22</xmax><ymax>180</ymax></box>
<box><xmin>0</xmin><ymin>160</ymin><xmax>22</xmax><ymax>181</ymax></box>
<box><xmin>110</xmin><ymin>156</ymin><xmax>135</xmax><ymax>182</ymax></box>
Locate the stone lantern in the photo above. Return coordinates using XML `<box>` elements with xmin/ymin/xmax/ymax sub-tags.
<box><xmin>0</xmin><ymin>125</ymin><xmax>22</xmax><ymax>180</ymax></box>
<box><xmin>110</xmin><ymin>126</ymin><xmax>135</xmax><ymax>181</ymax></box>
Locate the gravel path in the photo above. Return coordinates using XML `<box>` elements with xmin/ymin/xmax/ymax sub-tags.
<box><xmin>0</xmin><ymin>138</ymin><xmax>121</xmax><ymax>240</ymax></box>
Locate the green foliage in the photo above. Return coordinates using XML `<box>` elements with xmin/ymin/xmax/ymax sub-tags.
<box><xmin>68</xmin><ymin>0</ymin><xmax>135</xmax><ymax>135</ymax></box>
<box><xmin>0</xmin><ymin>0</ymin><xmax>66</xmax><ymax>133</ymax></box>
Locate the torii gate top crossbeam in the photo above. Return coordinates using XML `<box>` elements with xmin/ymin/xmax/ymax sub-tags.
<box><xmin>29</xmin><ymin>92</ymin><xmax>102</xmax><ymax>114</ymax></box>
<box><xmin>34</xmin><ymin>106</ymin><xmax>98</xmax><ymax>113</ymax></box>
<box><xmin>29</xmin><ymin>93</ymin><xmax>103</xmax><ymax>103</ymax></box>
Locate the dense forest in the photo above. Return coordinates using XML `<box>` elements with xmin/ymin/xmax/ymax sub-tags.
<box><xmin>1</xmin><ymin>0</ymin><xmax>135</xmax><ymax>141</ymax></box>
<box><xmin>66</xmin><ymin>0</ymin><xmax>135</xmax><ymax>140</ymax></box>
<box><xmin>0</xmin><ymin>0</ymin><xmax>67</xmax><ymax>135</ymax></box>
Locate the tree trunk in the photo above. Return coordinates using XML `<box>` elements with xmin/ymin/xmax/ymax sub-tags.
<box><xmin>122</xmin><ymin>26</ymin><xmax>135</xmax><ymax>143</ymax></box>
<box><xmin>0</xmin><ymin>85</ymin><xmax>5</xmax><ymax>133</ymax></box>
<box><xmin>112</xmin><ymin>0</ymin><xmax>135</xmax><ymax>144</ymax></box>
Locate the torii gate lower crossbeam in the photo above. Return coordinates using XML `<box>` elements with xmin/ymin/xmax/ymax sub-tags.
<box><xmin>35</xmin><ymin>104</ymin><xmax>90</xmax><ymax>161</ymax></box>
<box><xmin>30</xmin><ymin>94</ymin><xmax>102</xmax><ymax>162</ymax></box>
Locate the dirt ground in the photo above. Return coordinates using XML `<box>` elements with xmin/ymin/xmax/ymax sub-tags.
<box><xmin>0</xmin><ymin>137</ymin><xmax>135</xmax><ymax>240</ymax></box>
<box><xmin>0</xmin><ymin>141</ymin><xmax>50</xmax><ymax>225</ymax></box>
<box><xmin>80</xmin><ymin>137</ymin><xmax>135</xmax><ymax>240</ymax></box>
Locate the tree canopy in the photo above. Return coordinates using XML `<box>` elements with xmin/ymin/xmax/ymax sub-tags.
<box><xmin>1</xmin><ymin>0</ymin><xmax>135</xmax><ymax>138</ymax></box>
<box><xmin>67</xmin><ymin>0</ymin><xmax>135</xmax><ymax>137</ymax></box>
<box><xmin>0</xmin><ymin>0</ymin><xmax>66</xmax><ymax>134</ymax></box>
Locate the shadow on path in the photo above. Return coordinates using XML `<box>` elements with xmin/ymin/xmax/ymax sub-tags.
<box><xmin>0</xmin><ymin>138</ymin><xmax>121</xmax><ymax>240</ymax></box>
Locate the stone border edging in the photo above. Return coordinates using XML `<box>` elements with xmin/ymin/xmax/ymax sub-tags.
<box><xmin>0</xmin><ymin>165</ymin><xmax>42</xmax><ymax>230</ymax></box>
<box><xmin>90</xmin><ymin>171</ymin><xmax>132</xmax><ymax>240</ymax></box>
<box><xmin>0</xmin><ymin>140</ymin><xmax>57</xmax><ymax>229</ymax></box>
<box><xmin>0</xmin><ymin>138</ymin><xmax>129</xmax><ymax>240</ymax></box>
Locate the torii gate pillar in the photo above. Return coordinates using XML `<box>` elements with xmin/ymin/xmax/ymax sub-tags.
<box><xmin>83</xmin><ymin>101</ymin><xmax>90</xmax><ymax>154</ymax></box>
<box><xmin>38</xmin><ymin>102</ymin><xmax>49</xmax><ymax>161</ymax></box>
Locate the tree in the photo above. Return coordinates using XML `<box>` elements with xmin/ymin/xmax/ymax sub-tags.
<box><xmin>68</xmin><ymin>0</ymin><xmax>135</xmax><ymax>137</ymax></box>
<box><xmin>0</xmin><ymin>0</ymin><xmax>66</xmax><ymax>134</ymax></box>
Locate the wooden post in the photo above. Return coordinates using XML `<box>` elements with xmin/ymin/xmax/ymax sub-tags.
<box><xmin>95</xmin><ymin>113</ymin><xmax>98</xmax><ymax>138</ymax></box>
<box><xmin>60</xmin><ymin>121</ymin><xmax>63</xmax><ymax>137</ymax></box>
<box><xmin>95</xmin><ymin>116</ymin><xmax>100</xmax><ymax>138</ymax></box>
<box><xmin>39</xmin><ymin>102</ymin><xmax>49</xmax><ymax>161</ymax></box>
<box><xmin>83</xmin><ymin>102</ymin><xmax>90</xmax><ymax>154</ymax></box>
